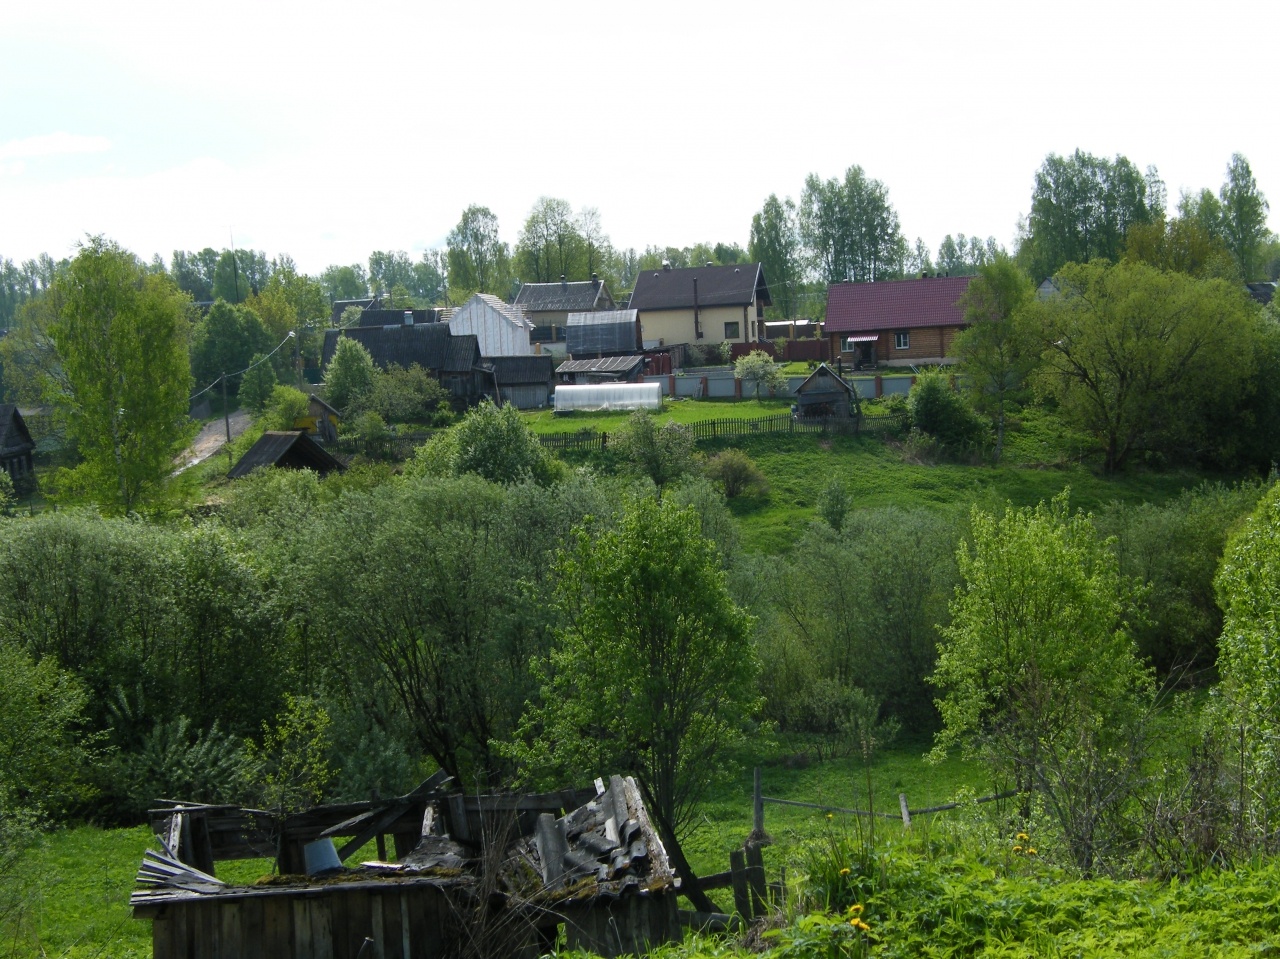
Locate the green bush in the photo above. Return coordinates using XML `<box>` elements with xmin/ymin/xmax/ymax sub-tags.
<box><xmin>705</xmin><ymin>448</ymin><xmax>769</xmax><ymax>498</ymax></box>
<box><xmin>906</xmin><ymin>373</ymin><xmax>988</xmax><ymax>454</ymax></box>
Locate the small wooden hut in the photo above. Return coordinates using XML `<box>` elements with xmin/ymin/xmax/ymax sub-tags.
<box><xmin>793</xmin><ymin>363</ymin><xmax>859</xmax><ymax>419</ymax></box>
<box><xmin>0</xmin><ymin>404</ymin><xmax>35</xmax><ymax>485</ymax></box>
<box><xmin>227</xmin><ymin>431</ymin><xmax>345</xmax><ymax>479</ymax></box>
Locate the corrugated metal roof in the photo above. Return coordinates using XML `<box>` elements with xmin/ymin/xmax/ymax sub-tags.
<box><xmin>629</xmin><ymin>263</ymin><xmax>771</xmax><ymax>311</ymax></box>
<box><xmin>566</xmin><ymin>309</ymin><xmax>639</xmax><ymax>355</ymax></box>
<box><xmin>514</xmin><ymin>279</ymin><xmax>614</xmax><ymax>313</ymax></box>
<box><xmin>825</xmin><ymin>275</ymin><xmax>972</xmax><ymax>333</ymax></box>
<box><xmin>556</xmin><ymin>355</ymin><xmax>646</xmax><ymax>375</ymax></box>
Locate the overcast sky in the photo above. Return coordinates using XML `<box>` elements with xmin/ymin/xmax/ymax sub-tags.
<box><xmin>1</xmin><ymin>0</ymin><xmax>1275</xmax><ymax>277</ymax></box>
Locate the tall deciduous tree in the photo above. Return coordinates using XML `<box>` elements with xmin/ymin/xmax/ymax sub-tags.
<box><xmin>1218</xmin><ymin>153</ymin><xmax>1272</xmax><ymax>281</ymax></box>
<box><xmin>446</xmin><ymin>205</ymin><xmax>511</xmax><ymax>298</ymax></box>
<box><xmin>953</xmin><ymin>258</ymin><xmax>1040</xmax><ymax>460</ymax></box>
<box><xmin>1020</xmin><ymin>150</ymin><xmax>1164</xmax><ymax>280</ymax></box>
<box><xmin>1033</xmin><ymin>259</ymin><xmax>1257</xmax><ymax>472</ymax></box>
<box><xmin>511</xmin><ymin>495</ymin><xmax>757</xmax><ymax>846</ymax></box>
<box><xmin>190</xmin><ymin>300</ymin><xmax>272</xmax><ymax>392</ymax></box>
<box><xmin>514</xmin><ymin>197</ymin><xmax>585</xmax><ymax>283</ymax></box>
<box><xmin>930</xmin><ymin>494</ymin><xmax>1152</xmax><ymax>873</ymax></box>
<box><xmin>323</xmin><ymin>337</ymin><xmax>376</xmax><ymax>413</ymax></box>
<box><xmin>48</xmin><ymin>237</ymin><xmax>195</xmax><ymax>512</ymax></box>
<box><xmin>799</xmin><ymin>165</ymin><xmax>904</xmax><ymax>283</ymax></box>
<box><xmin>749</xmin><ymin>194</ymin><xmax>803</xmax><ymax>319</ymax></box>
<box><xmin>319</xmin><ymin>263</ymin><xmax>369</xmax><ymax>303</ymax></box>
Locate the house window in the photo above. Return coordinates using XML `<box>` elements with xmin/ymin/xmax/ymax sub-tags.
<box><xmin>724</xmin><ymin>321</ymin><xmax>741</xmax><ymax>339</ymax></box>
<box><xmin>895</xmin><ymin>331</ymin><xmax>910</xmax><ymax>350</ymax></box>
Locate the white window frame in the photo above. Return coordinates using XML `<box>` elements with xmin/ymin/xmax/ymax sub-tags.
<box><xmin>894</xmin><ymin>331</ymin><xmax>910</xmax><ymax>350</ymax></box>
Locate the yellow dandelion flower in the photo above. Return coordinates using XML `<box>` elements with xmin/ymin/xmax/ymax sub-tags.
<box><xmin>854</xmin><ymin>919</ymin><xmax>871</xmax><ymax>931</ymax></box>
<box><xmin>1027</xmin><ymin>847</ymin><xmax>1037</xmax><ymax>855</ymax></box>
<box><xmin>826</xmin><ymin>813</ymin><xmax>834</xmax><ymax>820</ymax></box>
<box><xmin>849</xmin><ymin>918</ymin><xmax>859</xmax><ymax>927</ymax></box>
<box><xmin>839</xmin><ymin>867</ymin><xmax>850</xmax><ymax>875</ymax></box>
<box><xmin>1016</xmin><ymin>832</ymin><xmax>1029</xmax><ymax>842</ymax></box>
<box><xmin>847</xmin><ymin>903</ymin><xmax>864</xmax><ymax>916</ymax></box>
<box><xmin>1012</xmin><ymin>845</ymin><xmax>1023</xmax><ymax>853</ymax></box>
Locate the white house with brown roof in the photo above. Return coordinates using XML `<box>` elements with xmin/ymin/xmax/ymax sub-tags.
<box><xmin>824</xmin><ymin>275</ymin><xmax>973</xmax><ymax>368</ymax></box>
<box><xmin>628</xmin><ymin>263</ymin><xmax>770</xmax><ymax>349</ymax></box>
<box><xmin>447</xmin><ymin>293</ymin><xmax>535</xmax><ymax>357</ymax></box>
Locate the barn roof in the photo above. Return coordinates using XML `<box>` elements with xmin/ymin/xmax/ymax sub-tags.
<box><xmin>794</xmin><ymin>363</ymin><xmax>856</xmax><ymax>397</ymax></box>
<box><xmin>227</xmin><ymin>431</ymin><xmax>345</xmax><ymax>479</ymax></box>
<box><xmin>566</xmin><ymin>309</ymin><xmax>639</xmax><ymax>355</ymax></box>
<box><xmin>0</xmin><ymin>405</ymin><xmax>35</xmax><ymax>454</ymax></box>
<box><xmin>482</xmin><ymin>355</ymin><xmax>555</xmax><ymax>386</ymax></box>
<box><xmin>825</xmin><ymin>275</ymin><xmax>973</xmax><ymax>333</ymax></box>
<box><xmin>514</xmin><ymin>278</ymin><xmax>613</xmax><ymax>313</ymax></box>
<box><xmin>628</xmin><ymin>263</ymin><xmax>770</xmax><ymax>310</ymax></box>
<box><xmin>321</xmin><ymin>325</ymin><xmax>481</xmax><ymax>373</ymax></box>
<box><xmin>556</xmin><ymin>355</ymin><xmax>646</xmax><ymax>376</ymax></box>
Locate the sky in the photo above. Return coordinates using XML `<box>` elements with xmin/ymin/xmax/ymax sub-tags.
<box><xmin>1</xmin><ymin>0</ymin><xmax>1275</xmax><ymax>277</ymax></box>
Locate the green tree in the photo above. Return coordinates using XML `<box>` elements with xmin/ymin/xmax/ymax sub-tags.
<box><xmin>1213</xmin><ymin>482</ymin><xmax>1280</xmax><ymax>846</ymax></box>
<box><xmin>246</xmin><ymin>694</ymin><xmax>333</xmax><ymax>813</ymax></box>
<box><xmin>452</xmin><ymin>399</ymin><xmax>554</xmax><ymax>485</ymax></box>
<box><xmin>190</xmin><ymin>299</ymin><xmax>272</xmax><ymax>391</ymax></box>
<box><xmin>446</xmin><ymin>205</ymin><xmax>511</xmax><ymax>298</ymax></box>
<box><xmin>319</xmin><ymin>263</ymin><xmax>368</xmax><ymax>303</ymax></box>
<box><xmin>349</xmin><ymin>363</ymin><xmax>450</xmax><ymax>425</ymax></box>
<box><xmin>514</xmin><ymin>197</ymin><xmax>585</xmax><ymax>283</ymax></box>
<box><xmin>953</xmin><ymin>258</ymin><xmax>1040</xmax><ymax>460</ymax></box>
<box><xmin>1219</xmin><ymin>153</ymin><xmax>1272</xmax><ymax>281</ymax></box>
<box><xmin>239</xmin><ymin>353</ymin><xmax>277</xmax><ymax>414</ymax></box>
<box><xmin>169</xmin><ymin>248</ymin><xmax>219</xmax><ymax>302</ymax></box>
<box><xmin>262</xmin><ymin>385</ymin><xmax>310</xmax><ymax>431</ymax></box>
<box><xmin>1020</xmin><ymin>150</ymin><xmax>1164</xmax><ymax>280</ymax></box>
<box><xmin>613</xmin><ymin>410</ymin><xmax>697</xmax><ymax>489</ymax></box>
<box><xmin>1033</xmin><ymin>259</ymin><xmax>1257</xmax><ymax>472</ymax></box>
<box><xmin>323</xmin><ymin>336</ymin><xmax>377</xmax><ymax>412</ymax></box>
<box><xmin>749</xmin><ymin>194</ymin><xmax>804</xmax><ymax>319</ymax></box>
<box><xmin>703</xmin><ymin>448</ymin><xmax>768</xmax><ymax>499</ymax></box>
<box><xmin>930</xmin><ymin>495</ymin><xmax>1152</xmax><ymax>873</ymax></box>
<box><xmin>936</xmin><ymin>234</ymin><xmax>1004</xmax><ymax>276</ymax></box>
<box><xmin>1122</xmin><ymin>215</ymin><xmax>1237</xmax><ymax>279</ymax></box>
<box><xmin>800</xmin><ymin>166</ymin><xmax>905</xmax><ymax>283</ymax></box>
<box><xmin>734</xmin><ymin>348</ymin><xmax>787</xmax><ymax>401</ymax></box>
<box><xmin>47</xmin><ymin>237</ymin><xmax>196</xmax><ymax>512</ymax></box>
<box><xmin>511</xmin><ymin>496</ymin><xmax>757</xmax><ymax>848</ymax></box>
<box><xmin>0</xmin><ymin>643</ymin><xmax>94</xmax><ymax>820</ymax></box>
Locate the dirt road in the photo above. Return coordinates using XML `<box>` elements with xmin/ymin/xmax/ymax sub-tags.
<box><xmin>176</xmin><ymin>410</ymin><xmax>253</xmax><ymax>472</ymax></box>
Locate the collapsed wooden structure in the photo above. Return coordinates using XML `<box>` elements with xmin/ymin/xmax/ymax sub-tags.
<box><xmin>131</xmin><ymin>774</ymin><xmax>680</xmax><ymax>958</ymax></box>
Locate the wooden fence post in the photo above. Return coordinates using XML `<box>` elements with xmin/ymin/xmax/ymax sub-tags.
<box><xmin>753</xmin><ymin>768</ymin><xmax>764</xmax><ymax>839</ymax></box>
<box><xmin>729</xmin><ymin>849</ymin><xmax>750</xmax><ymax>919</ymax></box>
<box><xmin>898</xmin><ymin>793</ymin><xmax>911</xmax><ymax>830</ymax></box>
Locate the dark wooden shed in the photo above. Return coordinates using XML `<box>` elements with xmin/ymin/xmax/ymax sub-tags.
<box><xmin>0</xmin><ymin>404</ymin><xmax>35</xmax><ymax>485</ymax></box>
<box><xmin>793</xmin><ymin>363</ymin><xmax>860</xmax><ymax>418</ymax></box>
<box><xmin>227</xmin><ymin>431</ymin><xmax>346</xmax><ymax>479</ymax></box>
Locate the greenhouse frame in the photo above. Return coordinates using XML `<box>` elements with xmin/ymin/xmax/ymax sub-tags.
<box><xmin>553</xmin><ymin>383</ymin><xmax>662</xmax><ymax>412</ymax></box>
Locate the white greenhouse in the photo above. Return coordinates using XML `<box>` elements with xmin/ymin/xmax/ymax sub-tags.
<box><xmin>553</xmin><ymin>383</ymin><xmax>662</xmax><ymax>412</ymax></box>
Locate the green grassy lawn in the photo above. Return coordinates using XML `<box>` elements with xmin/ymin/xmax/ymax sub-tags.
<box><xmin>522</xmin><ymin>397</ymin><xmax>798</xmax><ymax>435</ymax></box>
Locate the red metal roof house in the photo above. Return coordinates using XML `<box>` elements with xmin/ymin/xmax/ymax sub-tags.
<box><xmin>825</xmin><ymin>275</ymin><xmax>973</xmax><ymax>368</ymax></box>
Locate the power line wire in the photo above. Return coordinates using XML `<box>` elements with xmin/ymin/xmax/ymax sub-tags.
<box><xmin>188</xmin><ymin>329</ymin><xmax>296</xmax><ymax>401</ymax></box>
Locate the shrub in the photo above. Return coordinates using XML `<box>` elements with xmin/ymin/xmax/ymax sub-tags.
<box><xmin>906</xmin><ymin>373</ymin><xmax>988</xmax><ymax>454</ymax></box>
<box><xmin>350</xmin><ymin>363</ymin><xmax>451</xmax><ymax>426</ymax></box>
<box><xmin>613</xmin><ymin>410</ymin><xmax>697</xmax><ymax>488</ymax></box>
<box><xmin>704</xmin><ymin>448</ymin><xmax>768</xmax><ymax>498</ymax></box>
<box><xmin>108</xmin><ymin>717</ymin><xmax>256</xmax><ymax>818</ymax></box>
<box><xmin>816</xmin><ymin>479</ymin><xmax>851</xmax><ymax>531</ymax></box>
<box><xmin>238</xmin><ymin>352</ymin><xmax>277</xmax><ymax>414</ymax></box>
<box><xmin>324</xmin><ymin>336</ymin><xmax>376</xmax><ymax>412</ymax></box>
<box><xmin>262</xmin><ymin>384</ymin><xmax>310</xmax><ymax>431</ymax></box>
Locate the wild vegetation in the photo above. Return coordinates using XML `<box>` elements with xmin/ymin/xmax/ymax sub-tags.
<box><xmin>0</xmin><ymin>148</ymin><xmax>1278</xmax><ymax>956</ymax></box>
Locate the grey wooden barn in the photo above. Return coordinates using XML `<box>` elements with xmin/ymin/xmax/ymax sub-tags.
<box><xmin>793</xmin><ymin>363</ymin><xmax>860</xmax><ymax>418</ymax></box>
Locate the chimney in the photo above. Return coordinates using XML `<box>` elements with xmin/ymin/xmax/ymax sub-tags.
<box><xmin>706</xmin><ymin>261</ymin><xmax>713</xmax><ymax>267</ymax></box>
<box><xmin>560</xmin><ymin>274</ymin><xmax>567</xmax><ymax>291</ymax></box>
<box><xmin>662</xmin><ymin>260</ymin><xmax>671</xmax><ymax>271</ymax></box>
<box><xmin>591</xmin><ymin>272</ymin><xmax>599</xmax><ymax>288</ymax></box>
<box><xmin>921</xmin><ymin>270</ymin><xmax>928</xmax><ymax>279</ymax></box>
<box><xmin>403</xmin><ymin>310</ymin><xmax>414</xmax><ymax>326</ymax></box>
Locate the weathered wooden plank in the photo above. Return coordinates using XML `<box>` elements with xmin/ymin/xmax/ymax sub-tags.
<box><xmin>240</xmin><ymin>896</ymin><xmax>265</xmax><ymax>959</ymax></box>
<box><xmin>368</xmin><ymin>891</ymin><xmax>387</xmax><ymax>959</ymax></box>
<box><xmin>744</xmin><ymin>844</ymin><xmax>767</xmax><ymax>918</ymax></box>
<box><xmin>292</xmin><ymin>897</ymin><xmax>312</xmax><ymax>959</ymax></box>
<box><xmin>729</xmin><ymin>849</ymin><xmax>751</xmax><ymax>920</ymax></box>
<box><xmin>311</xmin><ymin>895</ymin><xmax>335</xmax><ymax>959</ymax></box>
<box><xmin>400</xmin><ymin>894</ymin><xmax>413</xmax><ymax>959</ymax></box>
<box><xmin>264</xmin><ymin>897</ymin><xmax>292</xmax><ymax>956</ymax></box>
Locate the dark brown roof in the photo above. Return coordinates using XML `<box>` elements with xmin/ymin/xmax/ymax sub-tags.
<box><xmin>628</xmin><ymin>263</ymin><xmax>771</xmax><ymax>311</ymax></box>
<box><xmin>482</xmin><ymin>355</ymin><xmax>555</xmax><ymax>386</ymax></box>
<box><xmin>825</xmin><ymin>275</ymin><xmax>973</xmax><ymax>333</ymax></box>
<box><xmin>357</xmin><ymin>309</ymin><xmax>445</xmax><ymax>327</ymax></box>
<box><xmin>228</xmin><ymin>431</ymin><xmax>345</xmax><ymax>479</ymax></box>
<box><xmin>514</xmin><ymin>279</ymin><xmax>615</xmax><ymax>313</ymax></box>
<box><xmin>0</xmin><ymin>405</ymin><xmax>34</xmax><ymax>454</ymax></box>
<box><xmin>321</xmin><ymin>325</ymin><xmax>481</xmax><ymax>373</ymax></box>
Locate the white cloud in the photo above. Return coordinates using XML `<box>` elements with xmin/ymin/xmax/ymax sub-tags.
<box><xmin>0</xmin><ymin>133</ymin><xmax>111</xmax><ymax>161</ymax></box>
